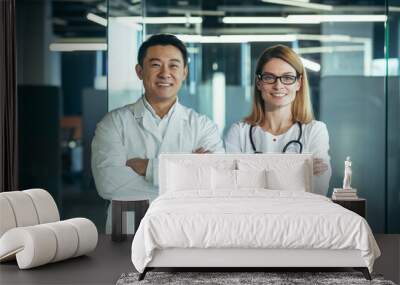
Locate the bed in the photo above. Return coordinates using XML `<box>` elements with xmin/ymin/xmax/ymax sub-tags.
<box><xmin>131</xmin><ymin>154</ymin><xmax>380</xmax><ymax>280</ymax></box>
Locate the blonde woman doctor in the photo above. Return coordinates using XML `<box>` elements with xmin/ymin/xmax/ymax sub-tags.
<box><xmin>225</xmin><ymin>45</ymin><xmax>331</xmax><ymax>196</ymax></box>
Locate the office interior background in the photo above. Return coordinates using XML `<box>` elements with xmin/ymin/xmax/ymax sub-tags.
<box><xmin>14</xmin><ymin>0</ymin><xmax>399</xmax><ymax>234</ymax></box>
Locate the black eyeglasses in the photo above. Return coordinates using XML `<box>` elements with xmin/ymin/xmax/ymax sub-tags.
<box><xmin>257</xmin><ymin>73</ymin><xmax>298</xmax><ymax>85</ymax></box>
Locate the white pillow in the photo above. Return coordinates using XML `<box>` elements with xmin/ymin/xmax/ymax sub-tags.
<box><xmin>266</xmin><ymin>164</ymin><xmax>307</xmax><ymax>191</ymax></box>
<box><xmin>236</xmin><ymin>169</ymin><xmax>267</xmax><ymax>189</ymax></box>
<box><xmin>211</xmin><ymin>168</ymin><xmax>236</xmax><ymax>190</ymax></box>
<box><xmin>167</xmin><ymin>163</ymin><xmax>211</xmax><ymax>191</ymax></box>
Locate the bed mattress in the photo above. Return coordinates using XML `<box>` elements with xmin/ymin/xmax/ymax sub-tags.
<box><xmin>131</xmin><ymin>190</ymin><xmax>380</xmax><ymax>273</ymax></box>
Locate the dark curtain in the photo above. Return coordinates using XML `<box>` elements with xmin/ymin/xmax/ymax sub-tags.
<box><xmin>0</xmin><ymin>0</ymin><xmax>18</xmax><ymax>192</ymax></box>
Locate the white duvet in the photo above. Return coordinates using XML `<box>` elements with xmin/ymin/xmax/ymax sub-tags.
<box><xmin>131</xmin><ymin>190</ymin><xmax>380</xmax><ymax>273</ymax></box>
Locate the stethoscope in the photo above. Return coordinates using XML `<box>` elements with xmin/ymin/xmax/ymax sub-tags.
<box><xmin>249</xmin><ymin>121</ymin><xmax>303</xmax><ymax>154</ymax></box>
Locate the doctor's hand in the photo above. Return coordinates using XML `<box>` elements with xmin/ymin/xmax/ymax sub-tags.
<box><xmin>313</xmin><ymin>158</ymin><xmax>328</xmax><ymax>176</ymax></box>
<box><xmin>126</xmin><ymin>158</ymin><xmax>149</xmax><ymax>176</ymax></box>
<box><xmin>193</xmin><ymin>147</ymin><xmax>211</xmax><ymax>154</ymax></box>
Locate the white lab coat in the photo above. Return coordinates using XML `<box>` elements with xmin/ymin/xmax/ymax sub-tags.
<box><xmin>92</xmin><ymin>97</ymin><xmax>224</xmax><ymax>232</ymax></box>
<box><xmin>225</xmin><ymin>120</ymin><xmax>332</xmax><ymax>196</ymax></box>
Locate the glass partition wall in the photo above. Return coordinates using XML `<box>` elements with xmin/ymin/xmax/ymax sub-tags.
<box><xmin>387</xmin><ymin>3</ymin><xmax>400</xmax><ymax>233</ymax></box>
<box><xmin>107</xmin><ymin>0</ymin><xmax>399</xmax><ymax>233</ymax></box>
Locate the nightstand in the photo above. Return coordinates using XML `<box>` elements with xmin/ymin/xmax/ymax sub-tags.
<box><xmin>332</xmin><ymin>198</ymin><xmax>366</xmax><ymax>218</ymax></box>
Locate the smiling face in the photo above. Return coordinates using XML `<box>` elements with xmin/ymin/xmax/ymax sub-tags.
<box><xmin>135</xmin><ymin>45</ymin><xmax>188</xmax><ymax>104</ymax></box>
<box><xmin>256</xmin><ymin>57</ymin><xmax>301</xmax><ymax>111</ymax></box>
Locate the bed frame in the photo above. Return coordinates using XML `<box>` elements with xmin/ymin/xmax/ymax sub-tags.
<box><xmin>139</xmin><ymin>248</ymin><xmax>371</xmax><ymax>280</ymax></box>
<box><xmin>137</xmin><ymin>154</ymin><xmax>372</xmax><ymax>281</ymax></box>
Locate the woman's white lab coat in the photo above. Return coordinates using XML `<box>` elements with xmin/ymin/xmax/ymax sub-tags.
<box><xmin>225</xmin><ymin>120</ymin><xmax>332</xmax><ymax>196</ymax></box>
<box><xmin>91</xmin><ymin>98</ymin><xmax>224</xmax><ymax>232</ymax></box>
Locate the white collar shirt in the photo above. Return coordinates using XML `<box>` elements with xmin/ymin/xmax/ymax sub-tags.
<box><xmin>142</xmin><ymin>95</ymin><xmax>177</xmax><ymax>140</ymax></box>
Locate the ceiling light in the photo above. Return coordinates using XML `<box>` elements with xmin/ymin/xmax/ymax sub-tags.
<box><xmin>223</xmin><ymin>14</ymin><xmax>387</xmax><ymax>24</ymax></box>
<box><xmin>119</xmin><ymin>16</ymin><xmax>202</xmax><ymax>24</ymax></box>
<box><xmin>220</xmin><ymin>35</ymin><xmax>296</xmax><ymax>42</ymax></box>
<box><xmin>187</xmin><ymin>47</ymin><xmax>199</xmax><ymax>54</ymax></box>
<box><xmin>295</xmin><ymin>34</ymin><xmax>352</xmax><ymax>42</ymax></box>
<box><xmin>262</xmin><ymin>0</ymin><xmax>333</xmax><ymax>11</ymax></box>
<box><xmin>96</xmin><ymin>4</ymin><xmax>107</xmax><ymax>14</ymax></box>
<box><xmin>175</xmin><ymin>34</ymin><xmax>296</xmax><ymax>43</ymax></box>
<box><xmin>300</xmin><ymin>57</ymin><xmax>321</xmax><ymax>72</ymax></box>
<box><xmin>222</xmin><ymin>17</ymin><xmax>308</xmax><ymax>24</ymax></box>
<box><xmin>389</xmin><ymin>6</ymin><xmax>400</xmax><ymax>12</ymax></box>
<box><xmin>295</xmin><ymin>45</ymin><xmax>365</xmax><ymax>54</ymax></box>
<box><xmin>53</xmin><ymin>17</ymin><xmax>67</xmax><ymax>26</ymax></box>
<box><xmin>87</xmin><ymin>13</ymin><xmax>107</xmax><ymax>26</ymax></box>
<box><xmin>113</xmin><ymin>17</ymin><xmax>143</xmax><ymax>30</ymax></box>
<box><xmin>288</xmin><ymin>14</ymin><xmax>387</xmax><ymax>22</ymax></box>
<box><xmin>175</xmin><ymin>34</ymin><xmax>370</xmax><ymax>44</ymax></box>
<box><xmin>177</xmin><ymin>0</ymin><xmax>188</xmax><ymax>6</ymax></box>
<box><xmin>168</xmin><ymin>9</ymin><xmax>225</xmax><ymax>16</ymax></box>
<box><xmin>49</xmin><ymin>43</ymin><xmax>107</xmax><ymax>52</ymax></box>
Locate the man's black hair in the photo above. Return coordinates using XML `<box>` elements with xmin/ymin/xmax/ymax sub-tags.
<box><xmin>137</xmin><ymin>34</ymin><xmax>188</xmax><ymax>67</ymax></box>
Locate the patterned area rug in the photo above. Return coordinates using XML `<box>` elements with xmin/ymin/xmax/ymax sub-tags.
<box><xmin>116</xmin><ymin>271</ymin><xmax>396</xmax><ymax>285</ymax></box>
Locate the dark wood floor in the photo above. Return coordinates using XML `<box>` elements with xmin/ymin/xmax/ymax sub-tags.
<box><xmin>374</xmin><ymin>235</ymin><xmax>400</xmax><ymax>284</ymax></box>
<box><xmin>0</xmin><ymin>235</ymin><xmax>134</xmax><ymax>285</ymax></box>
<box><xmin>0</xmin><ymin>234</ymin><xmax>399</xmax><ymax>285</ymax></box>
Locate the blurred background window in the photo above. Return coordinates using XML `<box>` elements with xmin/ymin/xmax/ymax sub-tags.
<box><xmin>16</xmin><ymin>0</ymin><xmax>399</xmax><ymax>234</ymax></box>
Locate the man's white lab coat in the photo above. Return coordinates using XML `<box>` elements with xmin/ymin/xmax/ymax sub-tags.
<box><xmin>91</xmin><ymin>97</ymin><xmax>224</xmax><ymax>232</ymax></box>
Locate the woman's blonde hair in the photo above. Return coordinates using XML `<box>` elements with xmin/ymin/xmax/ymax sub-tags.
<box><xmin>244</xmin><ymin>44</ymin><xmax>314</xmax><ymax>126</ymax></box>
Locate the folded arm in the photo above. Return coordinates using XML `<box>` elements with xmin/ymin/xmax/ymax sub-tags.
<box><xmin>195</xmin><ymin>116</ymin><xmax>225</xmax><ymax>153</ymax></box>
<box><xmin>91</xmin><ymin>114</ymin><xmax>156</xmax><ymax>200</ymax></box>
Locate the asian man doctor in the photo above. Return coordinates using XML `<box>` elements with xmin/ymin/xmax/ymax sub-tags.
<box><xmin>92</xmin><ymin>34</ymin><xmax>224</xmax><ymax>232</ymax></box>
